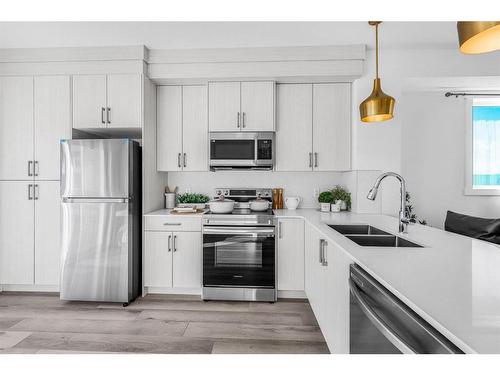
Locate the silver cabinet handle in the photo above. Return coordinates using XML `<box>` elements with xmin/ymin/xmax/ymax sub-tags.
<box><xmin>322</xmin><ymin>240</ymin><xmax>328</xmax><ymax>266</ymax></box>
<box><xmin>168</xmin><ymin>235</ymin><xmax>172</xmax><ymax>252</ymax></box>
<box><xmin>237</xmin><ymin>112</ymin><xmax>241</xmax><ymax>128</ymax></box>
<box><xmin>34</xmin><ymin>161</ymin><xmax>39</xmax><ymax>177</ymax></box>
<box><xmin>177</xmin><ymin>153</ymin><xmax>181</xmax><ymax>168</ymax></box>
<box><xmin>173</xmin><ymin>235</ymin><xmax>177</xmax><ymax>252</ymax></box>
<box><xmin>101</xmin><ymin>107</ymin><xmax>106</xmax><ymax>124</ymax></box>
<box><xmin>28</xmin><ymin>161</ymin><xmax>33</xmax><ymax>177</ymax></box>
<box><xmin>34</xmin><ymin>184</ymin><xmax>39</xmax><ymax>200</ymax></box>
<box><xmin>314</xmin><ymin>152</ymin><xmax>318</xmax><ymax>168</ymax></box>
<box><xmin>28</xmin><ymin>184</ymin><xmax>33</xmax><ymax>200</ymax></box>
<box><xmin>106</xmin><ymin>107</ymin><xmax>111</xmax><ymax>124</ymax></box>
<box><xmin>278</xmin><ymin>222</ymin><xmax>283</xmax><ymax>239</ymax></box>
<box><xmin>319</xmin><ymin>239</ymin><xmax>324</xmax><ymax>264</ymax></box>
<box><xmin>308</xmin><ymin>153</ymin><xmax>313</xmax><ymax>168</ymax></box>
<box><xmin>242</xmin><ymin>112</ymin><xmax>246</xmax><ymax>128</ymax></box>
<box><xmin>183</xmin><ymin>153</ymin><xmax>187</xmax><ymax>168</ymax></box>
<box><xmin>163</xmin><ymin>223</ymin><xmax>182</xmax><ymax>226</ymax></box>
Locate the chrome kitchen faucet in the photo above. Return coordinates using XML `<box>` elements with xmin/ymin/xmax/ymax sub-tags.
<box><xmin>367</xmin><ymin>172</ymin><xmax>410</xmax><ymax>233</ymax></box>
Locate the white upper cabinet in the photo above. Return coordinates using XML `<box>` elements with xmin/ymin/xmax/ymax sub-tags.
<box><xmin>275</xmin><ymin>82</ymin><xmax>351</xmax><ymax>172</ymax></box>
<box><xmin>277</xmin><ymin>218</ymin><xmax>305</xmax><ymax>291</ymax></box>
<box><xmin>276</xmin><ymin>84</ymin><xmax>313</xmax><ymax>171</ymax></box>
<box><xmin>157</xmin><ymin>86</ymin><xmax>183</xmax><ymax>171</ymax></box>
<box><xmin>182</xmin><ymin>86</ymin><xmax>208</xmax><ymax>171</ymax></box>
<box><xmin>208</xmin><ymin>82</ymin><xmax>241</xmax><ymax>132</ymax></box>
<box><xmin>240</xmin><ymin>81</ymin><xmax>275</xmax><ymax>131</ymax></box>
<box><xmin>0</xmin><ymin>181</ymin><xmax>35</xmax><ymax>285</ymax></box>
<box><xmin>34</xmin><ymin>181</ymin><xmax>61</xmax><ymax>286</ymax></box>
<box><xmin>34</xmin><ymin>76</ymin><xmax>71</xmax><ymax>180</ymax></box>
<box><xmin>313</xmin><ymin>83</ymin><xmax>351</xmax><ymax>171</ymax></box>
<box><xmin>72</xmin><ymin>75</ymin><xmax>107</xmax><ymax>129</ymax></box>
<box><xmin>73</xmin><ymin>74</ymin><xmax>142</xmax><ymax>130</ymax></box>
<box><xmin>106</xmin><ymin>74</ymin><xmax>142</xmax><ymax>128</ymax></box>
<box><xmin>0</xmin><ymin>76</ymin><xmax>34</xmax><ymax>180</ymax></box>
<box><xmin>209</xmin><ymin>81</ymin><xmax>275</xmax><ymax>132</ymax></box>
<box><xmin>157</xmin><ymin>85</ymin><xmax>208</xmax><ymax>172</ymax></box>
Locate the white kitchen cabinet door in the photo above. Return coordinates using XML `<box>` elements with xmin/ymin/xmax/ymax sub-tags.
<box><xmin>304</xmin><ymin>223</ymin><xmax>326</xmax><ymax>327</ymax></box>
<box><xmin>0</xmin><ymin>181</ymin><xmax>34</xmax><ymax>285</ymax></box>
<box><xmin>0</xmin><ymin>76</ymin><xmax>34</xmax><ymax>180</ymax></box>
<box><xmin>312</xmin><ymin>83</ymin><xmax>351</xmax><ymax>171</ymax></box>
<box><xmin>208</xmin><ymin>82</ymin><xmax>241</xmax><ymax>132</ymax></box>
<box><xmin>277</xmin><ymin>218</ymin><xmax>305</xmax><ymax>291</ymax></box>
<box><xmin>144</xmin><ymin>231</ymin><xmax>173</xmax><ymax>288</ymax></box>
<box><xmin>34</xmin><ymin>181</ymin><xmax>61</xmax><ymax>286</ymax></box>
<box><xmin>240</xmin><ymin>81</ymin><xmax>275</xmax><ymax>131</ymax></box>
<box><xmin>106</xmin><ymin>74</ymin><xmax>142</xmax><ymax>128</ymax></box>
<box><xmin>275</xmin><ymin>84</ymin><xmax>313</xmax><ymax>171</ymax></box>
<box><xmin>182</xmin><ymin>85</ymin><xmax>208</xmax><ymax>171</ymax></box>
<box><xmin>34</xmin><ymin>76</ymin><xmax>71</xmax><ymax>180</ymax></box>
<box><xmin>157</xmin><ymin>86</ymin><xmax>183</xmax><ymax>171</ymax></box>
<box><xmin>172</xmin><ymin>232</ymin><xmax>202</xmax><ymax>289</ymax></box>
<box><xmin>324</xmin><ymin>244</ymin><xmax>352</xmax><ymax>354</ymax></box>
<box><xmin>72</xmin><ymin>75</ymin><xmax>107</xmax><ymax>129</ymax></box>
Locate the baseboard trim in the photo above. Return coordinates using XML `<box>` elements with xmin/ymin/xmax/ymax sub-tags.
<box><xmin>144</xmin><ymin>286</ymin><xmax>201</xmax><ymax>295</ymax></box>
<box><xmin>0</xmin><ymin>284</ymin><xmax>59</xmax><ymax>293</ymax></box>
<box><xmin>278</xmin><ymin>290</ymin><xmax>306</xmax><ymax>299</ymax></box>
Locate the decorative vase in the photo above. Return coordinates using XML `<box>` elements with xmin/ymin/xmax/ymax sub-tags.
<box><xmin>331</xmin><ymin>202</ymin><xmax>341</xmax><ymax>212</ymax></box>
<box><xmin>320</xmin><ymin>203</ymin><xmax>331</xmax><ymax>212</ymax></box>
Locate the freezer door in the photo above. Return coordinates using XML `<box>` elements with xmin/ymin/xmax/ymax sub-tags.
<box><xmin>61</xmin><ymin>139</ymin><xmax>130</xmax><ymax>198</ymax></box>
<box><xmin>60</xmin><ymin>201</ymin><xmax>130</xmax><ymax>302</ymax></box>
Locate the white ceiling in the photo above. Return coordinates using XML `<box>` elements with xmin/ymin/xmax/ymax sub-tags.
<box><xmin>0</xmin><ymin>22</ymin><xmax>459</xmax><ymax>50</ymax></box>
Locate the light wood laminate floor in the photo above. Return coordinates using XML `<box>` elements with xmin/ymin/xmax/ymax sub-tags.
<box><xmin>0</xmin><ymin>293</ymin><xmax>329</xmax><ymax>354</ymax></box>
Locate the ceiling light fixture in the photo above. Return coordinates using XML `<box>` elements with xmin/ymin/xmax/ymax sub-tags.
<box><xmin>457</xmin><ymin>21</ymin><xmax>500</xmax><ymax>54</ymax></box>
<box><xmin>359</xmin><ymin>21</ymin><xmax>395</xmax><ymax>123</ymax></box>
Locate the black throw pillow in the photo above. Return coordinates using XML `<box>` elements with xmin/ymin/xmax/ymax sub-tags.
<box><xmin>444</xmin><ymin>211</ymin><xmax>500</xmax><ymax>245</ymax></box>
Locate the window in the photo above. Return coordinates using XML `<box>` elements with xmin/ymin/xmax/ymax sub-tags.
<box><xmin>465</xmin><ymin>98</ymin><xmax>500</xmax><ymax>195</ymax></box>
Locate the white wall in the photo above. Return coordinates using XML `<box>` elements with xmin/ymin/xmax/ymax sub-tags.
<box><xmin>401</xmin><ymin>92</ymin><xmax>500</xmax><ymax>228</ymax></box>
<box><xmin>352</xmin><ymin>47</ymin><xmax>500</xmax><ymax>218</ymax></box>
<box><xmin>166</xmin><ymin>171</ymin><xmax>343</xmax><ymax>208</ymax></box>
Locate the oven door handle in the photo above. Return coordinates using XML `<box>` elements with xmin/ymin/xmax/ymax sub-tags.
<box><xmin>203</xmin><ymin>227</ymin><xmax>275</xmax><ymax>236</ymax></box>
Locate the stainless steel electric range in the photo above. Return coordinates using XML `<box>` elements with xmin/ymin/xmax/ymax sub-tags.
<box><xmin>202</xmin><ymin>188</ymin><xmax>277</xmax><ymax>302</ymax></box>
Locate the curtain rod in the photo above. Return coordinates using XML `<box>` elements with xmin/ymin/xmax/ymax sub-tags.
<box><xmin>445</xmin><ymin>92</ymin><xmax>500</xmax><ymax>98</ymax></box>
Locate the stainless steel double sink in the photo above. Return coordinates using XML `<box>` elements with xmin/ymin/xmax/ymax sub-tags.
<box><xmin>328</xmin><ymin>224</ymin><xmax>423</xmax><ymax>248</ymax></box>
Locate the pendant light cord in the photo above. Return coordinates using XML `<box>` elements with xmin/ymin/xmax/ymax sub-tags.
<box><xmin>375</xmin><ymin>23</ymin><xmax>379</xmax><ymax>79</ymax></box>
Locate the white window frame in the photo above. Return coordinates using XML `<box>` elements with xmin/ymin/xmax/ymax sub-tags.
<box><xmin>465</xmin><ymin>97</ymin><xmax>500</xmax><ymax>196</ymax></box>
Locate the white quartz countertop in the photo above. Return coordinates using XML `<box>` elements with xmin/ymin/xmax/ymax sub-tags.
<box><xmin>143</xmin><ymin>206</ymin><xmax>500</xmax><ymax>353</ymax></box>
<box><xmin>274</xmin><ymin>208</ymin><xmax>500</xmax><ymax>354</ymax></box>
<box><xmin>143</xmin><ymin>208</ymin><xmax>207</xmax><ymax>217</ymax></box>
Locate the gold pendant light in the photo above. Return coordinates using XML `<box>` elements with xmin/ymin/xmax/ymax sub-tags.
<box><xmin>457</xmin><ymin>21</ymin><xmax>500</xmax><ymax>54</ymax></box>
<box><xmin>359</xmin><ymin>21</ymin><xmax>395</xmax><ymax>123</ymax></box>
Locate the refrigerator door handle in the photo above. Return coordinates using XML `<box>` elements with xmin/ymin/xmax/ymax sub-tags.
<box><xmin>62</xmin><ymin>197</ymin><xmax>130</xmax><ymax>203</ymax></box>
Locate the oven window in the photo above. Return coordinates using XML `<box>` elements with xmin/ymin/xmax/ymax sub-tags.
<box><xmin>215</xmin><ymin>238</ymin><xmax>263</xmax><ymax>268</ymax></box>
<box><xmin>210</xmin><ymin>140</ymin><xmax>255</xmax><ymax>160</ymax></box>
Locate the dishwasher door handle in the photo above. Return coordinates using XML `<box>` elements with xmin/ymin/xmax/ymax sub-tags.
<box><xmin>349</xmin><ymin>279</ymin><xmax>417</xmax><ymax>354</ymax></box>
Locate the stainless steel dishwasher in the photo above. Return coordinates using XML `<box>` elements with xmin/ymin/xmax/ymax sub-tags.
<box><xmin>349</xmin><ymin>264</ymin><xmax>464</xmax><ymax>354</ymax></box>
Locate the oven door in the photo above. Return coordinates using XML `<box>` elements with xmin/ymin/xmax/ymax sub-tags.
<box><xmin>203</xmin><ymin>226</ymin><xmax>275</xmax><ymax>288</ymax></box>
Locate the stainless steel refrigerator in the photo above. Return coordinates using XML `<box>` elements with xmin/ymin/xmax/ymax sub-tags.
<box><xmin>60</xmin><ymin>139</ymin><xmax>141</xmax><ymax>304</ymax></box>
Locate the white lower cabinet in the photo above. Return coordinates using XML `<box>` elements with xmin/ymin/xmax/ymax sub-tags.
<box><xmin>144</xmin><ymin>224</ymin><xmax>202</xmax><ymax>291</ymax></box>
<box><xmin>0</xmin><ymin>181</ymin><xmax>60</xmax><ymax>287</ymax></box>
<box><xmin>304</xmin><ymin>222</ymin><xmax>352</xmax><ymax>354</ymax></box>
<box><xmin>277</xmin><ymin>218</ymin><xmax>305</xmax><ymax>291</ymax></box>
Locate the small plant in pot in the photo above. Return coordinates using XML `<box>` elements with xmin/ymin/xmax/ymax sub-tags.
<box><xmin>318</xmin><ymin>191</ymin><xmax>334</xmax><ymax>212</ymax></box>
<box><xmin>177</xmin><ymin>193</ymin><xmax>210</xmax><ymax>209</ymax></box>
<box><xmin>331</xmin><ymin>185</ymin><xmax>351</xmax><ymax>211</ymax></box>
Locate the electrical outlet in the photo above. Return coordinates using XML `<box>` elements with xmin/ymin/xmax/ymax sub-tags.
<box><xmin>313</xmin><ymin>188</ymin><xmax>320</xmax><ymax>198</ymax></box>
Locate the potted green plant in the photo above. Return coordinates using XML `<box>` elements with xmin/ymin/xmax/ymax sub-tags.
<box><xmin>331</xmin><ymin>186</ymin><xmax>351</xmax><ymax>211</ymax></box>
<box><xmin>177</xmin><ymin>192</ymin><xmax>210</xmax><ymax>209</ymax></box>
<box><xmin>318</xmin><ymin>191</ymin><xmax>334</xmax><ymax>212</ymax></box>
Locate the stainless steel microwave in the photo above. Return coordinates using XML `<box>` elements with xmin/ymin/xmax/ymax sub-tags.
<box><xmin>209</xmin><ymin>132</ymin><xmax>275</xmax><ymax>171</ymax></box>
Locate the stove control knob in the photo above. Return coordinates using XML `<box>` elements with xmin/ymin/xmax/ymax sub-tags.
<box><xmin>215</xmin><ymin>190</ymin><xmax>222</xmax><ymax>196</ymax></box>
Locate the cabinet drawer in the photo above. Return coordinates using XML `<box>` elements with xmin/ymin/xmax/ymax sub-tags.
<box><xmin>144</xmin><ymin>216</ymin><xmax>202</xmax><ymax>232</ymax></box>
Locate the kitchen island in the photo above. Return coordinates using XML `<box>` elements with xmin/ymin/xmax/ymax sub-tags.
<box><xmin>275</xmin><ymin>209</ymin><xmax>500</xmax><ymax>354</ymax></box>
